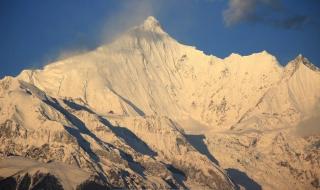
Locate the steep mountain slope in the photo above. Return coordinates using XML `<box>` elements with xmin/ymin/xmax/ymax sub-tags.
<box><xmin>232</xmin><ymin>55</ymin><xmax>320</xmax><ymax>131</ymax></box>
<box><xmin>1</xmin><ymin>16</ymin><xmax>320</xmax><ymax>190</ymax></box>
<box><xmin>17</xmin><ymin>17</ymin><xmax>284</xmax><ymax>128</ymax></box>
<box><xmin>204</xmin><ymin>55</ymin><xmax>320</xmax><ymax>189</ymax></box>
<box><xmin>0</xmin><ymin>77</ymin><xmax>234</xmax><ymax>189</ymax></box>
<box><xmin>0</xmin><ymin>157</ymin><xmax>98</xmax><ymax>190</ymax></box>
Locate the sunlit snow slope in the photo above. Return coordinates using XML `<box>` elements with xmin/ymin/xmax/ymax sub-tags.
<box><xmin>1</xmin><ymin>16</ymin><xmax>320</xmax><ymax>190</ymax></box>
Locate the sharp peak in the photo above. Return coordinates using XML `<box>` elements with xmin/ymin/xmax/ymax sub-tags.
<box><xmin>294</xmin><ymin>54</ymin><xmax>308</xmax><ymax>62</ymax></box>
<box><xmin>291</xmin><ymin>54</ymin><xmax>311</xmax><ymax>65</ymax></box>
<box><xmin>143</xmin><ymin>16</ymin><xmax>160</xmax><ymax>25</ymax></box>
<box><xmin>99</xmin><ymin>16</ymin><xmax>168</xmax><ymax>50</ymax></box>
<box><xmin>137</xmin><ymin>16</ymin><xmax>165</xmax><ymax>33</ymax></box>
<box><xmin>288</xmin><ymin>54</ymin><xmax>320</xmax><ymax>72</ymax></box>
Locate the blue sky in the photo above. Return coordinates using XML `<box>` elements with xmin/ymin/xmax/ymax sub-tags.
<box><xmin>1</xmin><ymin>0</ymin><xmax>319</xmax><ymax>78</ymax></box>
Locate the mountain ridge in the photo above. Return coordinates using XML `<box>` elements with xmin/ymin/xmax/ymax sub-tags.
<box><xmin>1</xmin><ymin>16</ymin><xmax>320</xmax><ymax>190</ymax></box>
<box><xmin>13</xmin><ymin>16</ymin><xmax>320</xmax><ymax>133</ymax></box>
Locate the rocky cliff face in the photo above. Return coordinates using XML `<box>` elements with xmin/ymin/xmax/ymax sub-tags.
<box><xmin>0</xmin><ymin>77</ymin><xmax>233</xmax><ymax>189</ymax></box>
<box><xmin>0</xmin><ymin>16</ymin><xmax>319</xmax><ymax>190</ymax></box>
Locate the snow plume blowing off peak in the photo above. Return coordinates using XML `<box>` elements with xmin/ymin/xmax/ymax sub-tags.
<box><xmin>141</xmin><ymin>16</ymin><xmax>161</xmax><ymax>29</ymax></box>
<box><xmin>50</xmin><ymin>1</ymin><xmax>157</xmax><ymax>62</ymax></box>
<box><xmin>99</xmin><ymin>1</ymin><xmax>156</xmax><ymax>43</ymax></box>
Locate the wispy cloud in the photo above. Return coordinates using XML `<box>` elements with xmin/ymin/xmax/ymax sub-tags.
<box><xmin>223</xmin><ymin>0</ymin><xmax>308</xmax><ymax>29</ymax></box>
<box><xmin>54</xmin><ymin>0</ymin><xmax>158</xmax><ymax>62</ymax></box>
<box><xmin>57</xmin><ymin>48</ymin><xmax>89</xmax><ymax>60</ymax></box>
<box><xmin>100</xmin><ymin>0</ymin><xmax>156</xmax><ymax>43</ymax></box>
<box><xmin>223</xmin><ymin>0</ymin><xmax>265</xmax><ymax>26</ymax></box>
<box><xmin>269</xmin><ymin>15</ymin><xmax>309</xmax><ymax>29</ymax></box>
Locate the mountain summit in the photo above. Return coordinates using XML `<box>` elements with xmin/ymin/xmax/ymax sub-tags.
<box><xmin>140</xmin><ymin>16</ymin><xmax>162</xmax><ymax>31</ymax></box>
<box><xmin>293</xmin><ymin>54</ymin><xmax>320</xmax><ymax>72</ymax></box>
<box><xmin>1</xmin><ymin>16</ymin><xmax>320</xmax><ymax>190</ymax></box>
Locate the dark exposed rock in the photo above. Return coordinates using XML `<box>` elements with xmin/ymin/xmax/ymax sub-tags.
<box><xmin>76</xmin><ymin>175</ymin><xmax>111</xmax><ymax>190</ymax></box>
<box><xmin>76</xmin><ymin>180</ymin><xmax>109</xmax><ymax>190</ymax></box>
<box><xmin>0</xmin><ymin>176</ymin><xmax>17</xmax><ymax>190</ymax></box>
<box><xmin>24</xmin><ymin>144</ymin><xmax>49</xmax><ymax>160</ymax></box>
<box><xmin>311</xmin><ymin>178</ymin><xmax>320</xmax><ymax>188</ymax></box>
<box><xmin>32</xmin><ymin>173</ymin><xmax>64</xmax><ymax>190</ymax></box>
<box><xmin>0</xmin><ymin>172</ymin><xmax>63</xmax><ymax>190</ymax></box>
<box><xmin>17</xmin><ymin>174</ymin><xmax>31</xmax><ymax>190</ymax></box>
<box><xmin>0</xmin><ymin>120</ymin><xmax>27</xmax><ymax>139</ymax></box>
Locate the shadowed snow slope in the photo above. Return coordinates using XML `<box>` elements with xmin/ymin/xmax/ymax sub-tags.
<box><xmin>1</xmin><ymin>16</ymin><xmax>320</xmax><ymax>190</ymax></box>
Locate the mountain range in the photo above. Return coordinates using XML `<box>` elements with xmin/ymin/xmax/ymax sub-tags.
<box><xmin>0</xmin><ymin>16</ymin><xmax>319</xmax><ymax>190</ymax></box>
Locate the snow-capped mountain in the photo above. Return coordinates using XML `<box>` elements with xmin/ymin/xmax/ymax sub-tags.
<box><xmin>0</xmin><ymin>16</ymin><xmax>319</xmax><ymax>190</ymax></box>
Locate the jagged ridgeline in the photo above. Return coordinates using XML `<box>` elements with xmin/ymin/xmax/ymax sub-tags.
<box><xmin>0</xmin><ymin>16</ymin><xmax>319</xmax><ymax>190</ymax></box>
